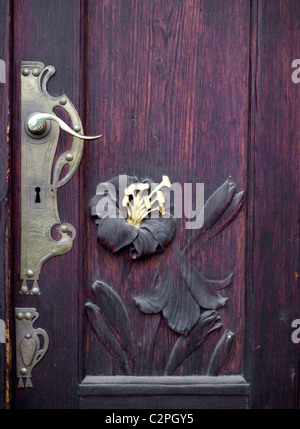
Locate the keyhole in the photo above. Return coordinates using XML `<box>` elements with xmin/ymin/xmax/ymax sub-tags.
<box><xmin>35</xmin><ymin>187</ymin><xmax>41</xmax><ymax>203</ymax></box>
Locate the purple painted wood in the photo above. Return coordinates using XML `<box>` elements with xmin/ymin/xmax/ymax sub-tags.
<box><xmin>84</xmin><ymin>0</ymin><xmax>250</xmax><ymax>386</ymax></box>
<box><xmin>249</xmin><ymin>0</ymin><xmax>300</xmax><ymax>409</ymax></box>
<box><xmin>5</xmin><ymin>0</ymin><xmax>300</xmax><ymax>410</ymax></box>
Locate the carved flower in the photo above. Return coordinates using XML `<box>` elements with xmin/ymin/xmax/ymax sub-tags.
<box><xmin>134</xmin><ymin>179</ymin><xmax>244</xmax><ymax>335</ymax></box>
<box><xmin>86</xmin><ymin>178</ymin><xmax>243</xmax><ymax>376</ymax></box>
<box><xmin>90</xmin><ymin>175</ymin><xmax>176</xmax><ymax>259</ymax></box>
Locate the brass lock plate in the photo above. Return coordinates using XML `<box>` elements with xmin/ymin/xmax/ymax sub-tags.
<box><xmin>15</xmin><ymin>308</ymin><xmax>49</xmax><ymax>388</ymax></box>
<box><xmin>20</xmin><ymin>61</ymin><xmax>83</xmax><ymax>295</ymax></box>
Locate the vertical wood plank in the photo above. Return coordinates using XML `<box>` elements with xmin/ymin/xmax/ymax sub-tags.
<box><xmin>11</xmin><ymin>0</ymin><xmax>83</xmax><ymax>409</ymax></box>
<box><xmin>0</xmin><ymin>0</ymin><xmax>11</xmax><ymax>409</ymax></box>
<box><xmin>84</xmin><ymin>0</ymin><xmax>250</xmax><ymax>380</ymax></box>
<box><xmin>250</xmin><ymin>0</ymin><xmax>300</xmax><ymax>409</ymax></box>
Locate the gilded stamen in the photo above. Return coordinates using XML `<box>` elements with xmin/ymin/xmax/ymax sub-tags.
<box><xmin>122</xmin><ymin>177</ymin><xmax>172</xmax><ymax>227</ymax></box>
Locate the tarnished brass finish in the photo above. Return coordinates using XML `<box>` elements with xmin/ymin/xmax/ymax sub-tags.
<box><xmin>27</xmin><ymin>112</ymin><xmax>103</xmax><ymax>140</ymax></box>
<box><xmin>0</xmin><ymin>319</ymin><xmax>5</xmax><ymax>344</ymax></box>
<box><xmin>15</xmin><ymin>308</ymin><xmax>49</xmax><ymax>388</ymax></box>
<box><xmin>20</xmin><ymin>61</ymin><xmax>102</xmax><ymax>294</ymax></box>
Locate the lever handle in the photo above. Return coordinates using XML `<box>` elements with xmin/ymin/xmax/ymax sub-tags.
<box><xmin>33</xmin><ymin>327</ymin><xmax>50</xmax><ymax>366</ymax></box>
<box><xmin>20</xmin><ymin>62</ymin><xmax>103</xmax><ymax>296</ymax></box>
<box><xmin>27</xmin><ymin>112</ymin><xmax>103</xmax><ymax>140</ymax></box>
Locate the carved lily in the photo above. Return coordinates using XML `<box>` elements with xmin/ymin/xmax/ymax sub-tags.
<box><xmin>90</xmin><ymin>175</ymin><xmax>176</xmax><ymax>259</ymax></box>
<box><xmin>134</xmin><ymin>178</ymin><xmax>244</xmax><ymax>335</ymax></box>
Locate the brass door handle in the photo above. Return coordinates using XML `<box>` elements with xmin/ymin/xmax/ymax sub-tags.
<box><xmin>20</xmin><ymin>61</ymin><xmax>103</xmax><ymax>295</ymax></box>
<box><xmin>26</xmin><ymin>112</ymin><xmax>103</xmax><ymax>140</ymax></box>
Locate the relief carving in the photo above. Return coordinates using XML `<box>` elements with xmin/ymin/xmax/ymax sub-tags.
<box><xmin>90</xmin><ymin>175</ymin><xmax>176</xmax><ymax>259</ymax></box>
<box><xmin>87</xmin><ymin>178</ymin><xmax>244</xmax><ymax>375</ymax></box>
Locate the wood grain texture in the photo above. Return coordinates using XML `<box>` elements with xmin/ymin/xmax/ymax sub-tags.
<box><xmin>0</xmin><ymin>0</ymin><xmax>11</xmax><ymax>409</ymax></box>
<box><xmin>84</xmin><ymin>0</ymin><xmax>250</xmax><ymax>381</ymax></box>
<box><xmin>5</xmin><ymin>0</ymin><xmax>300</xmax><ymax>409</ymax></box>
<box><xmin>249</xmin><ymin>0</ymin><xmax>300</xmax><ymax>409</ymax></box>
<box><xmin>11</xmin><ymin>0</ymin><xmax>84</xmax><ymax>409</ymax></box>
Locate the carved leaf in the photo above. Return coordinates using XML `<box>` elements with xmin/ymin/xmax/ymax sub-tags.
<box><xmin>85</xmin><ymin>302</ymin><xmax>130</xmax><ymax>374</ymax></box>
<box><xmin>164</xmin><ymin>310</ymin><xmax>222</xmax><ymax>375</ymax></box>
<box><xmin>201</xmin><ymin>272</ymin><xmax>233</xmax><ymax>290</ymax></box>
<box><xmin>91</xmin><ymin>281</ymin><xmax>135</xmax><ymax>359</ymax></box>
<box><xmin>207</xmin><ymin>329</ymin><xmax>235</xmax><ymax>376</ymax></box>
<box><xmin>193</xmin><ymin>190</ymin><xmax>244</xmax><ymax>249</ymax></box>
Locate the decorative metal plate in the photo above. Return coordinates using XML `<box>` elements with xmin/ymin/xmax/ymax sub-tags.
<box><xmin>15</xmin><ymin>308</ymin><xmax>49</xmax><ymax>388</ymax></box>
<box><xmin>20</xmin><ymin>61</ymin><xmax>83</xmax><ymax>295</ymax></box>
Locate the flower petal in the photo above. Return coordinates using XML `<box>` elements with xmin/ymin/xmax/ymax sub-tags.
<box><xmin>91</xmin><ymin>175</ymin><xmax>177</xmax><ymax>259</ymax></box>
<box><xmin>97</xmin><ymin>217</ymin><xmax>138</xmax><ymax>253</ymax></box>
<box><xmin>91</xmin><ymin>175</ymin><xmax>139</xmax><ymax>211</ymax></box>
<box><xmin>129</xmin><ymin>227</ymin><xmax>160</xmax><ymax>259</ymax></box>
<box><xmin>183</xmin><ymin>179</ymin><xmax>237</xmax><ymax>253</ymax></box>
<box><xmin>134</xmin><ymin>268</ymin><xmax>170</xmax><ymax>313</ymax></box>
<box><xmin>135</xmin><ymin>260</ymin><xmax>201</xmax><ymax>335</ymax></box>
<box><xmin>194</xmin><ymin>190</ymin><xmax>244</xmax><ymax>249</ymax></box>
<box><xmin>162</xmin><ymin>278</ymin><xmax>200</xmax><ymax>336</ymax></box>
<box><xmin>140</xmin><ymin>215</ymin><xmax>177</xmax><ymax>249</ymax></box>
<box><xmin>201</xmin><ymin>179</ymin><xmax>237</xmax><ymax>231</ymax></box>
<box><xmin>90</xmin><ymin>177</ymin><xmax>120</xmax><ymax>219</ymax></box>
<box><xmin>90</xmin><ymin>194</ymin><xmax>119</xmax><ymax>219</ymax></box>
<box><xmin>179</xmin><ymin>255</ymin><xmax>228</xmax><ymax>310</ymax></box>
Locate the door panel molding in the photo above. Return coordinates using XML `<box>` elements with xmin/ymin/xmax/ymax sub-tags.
<box><xmin>79</xmin><ymin>375</ymin><xmax>249</xmax><ymax>409</ymax></box>
<box><xmin>83</xmin><ymin>0</ymin><xmax>250</xmax><ymax>395</ymax></box>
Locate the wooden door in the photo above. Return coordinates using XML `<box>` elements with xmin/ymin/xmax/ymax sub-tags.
<box><xmin>1</xmin><ymin>0</ymin><xmax>300</xmax><ymax>409</ymax></box>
